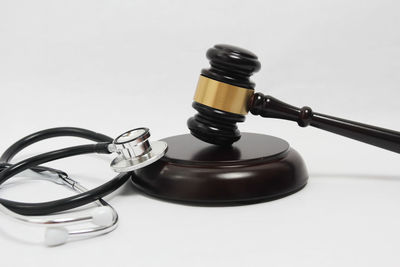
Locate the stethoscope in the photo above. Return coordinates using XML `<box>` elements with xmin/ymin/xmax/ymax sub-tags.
<box><xmin>0</xmin><ymin>127</ymin><xmax>167</xmax><ymax>246</ymax></box>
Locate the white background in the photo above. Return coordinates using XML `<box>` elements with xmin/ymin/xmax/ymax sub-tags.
<box><xmin>1</xmin><ymin>0</ymin><xmax>400</xmax><ymax>266</ymax></box>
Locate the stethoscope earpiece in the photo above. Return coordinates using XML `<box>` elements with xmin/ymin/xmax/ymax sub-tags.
<box><xmin>109</xmin><ymin>128</ymin><xmax>168</xmax><ymax>173</ymax></box>
<box><xmin>91</xmin><ymin>206</ymin><xmax>114</xmax><ymax>227</ymax></box>
<box><xmin>44</xmin><ymin>227</ymin><xmax>68</xmax><ymax>247</ymax></box>
<box><xmin>43</xmin><ymin>206</ymin><xmax>115</xmax><ymax>246</ymax></box>
<box><xmin>0</xmin><ymin>175</ymin><xmax>118</xmax><ymax>247</ymax></box>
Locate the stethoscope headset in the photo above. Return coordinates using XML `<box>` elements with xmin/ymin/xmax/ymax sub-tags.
<box><xmin>0</xmin><ymin>127</ymin><xmax>167</xmax><ymax>246</ymax></box>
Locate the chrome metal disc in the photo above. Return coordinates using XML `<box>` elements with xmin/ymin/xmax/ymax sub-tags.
<box><xmin>110</xmin><ymin>141</ymin><xmax>167</xmax><ymax>173</ymax></box>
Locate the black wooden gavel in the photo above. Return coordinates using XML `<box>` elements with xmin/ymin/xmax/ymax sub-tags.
<box><xmin>187</xmin><ymin>44</ymin><xmax>400</xmax><ymax>153</ymax></box>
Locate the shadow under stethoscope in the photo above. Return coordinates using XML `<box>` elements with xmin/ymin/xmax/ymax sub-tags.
<box><xmin>116</xmin><ymin>179</ymin><xmax>141</xmax><ymax>196</ymax></box>
<box><xmin>0</xmin><ymin>221</ymin><xmax>40</xmax><ymax>246</ymax></box>
<box><xmin>0</xmin><ymin>221</ymin><xmax>111</xmax><ymax>247</ymax></box>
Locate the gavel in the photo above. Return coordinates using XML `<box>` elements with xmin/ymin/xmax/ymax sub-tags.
<box><xmin>187</xmin><ymin>44</ymin><xmax>400</xmax><ymax>153</ymax></box>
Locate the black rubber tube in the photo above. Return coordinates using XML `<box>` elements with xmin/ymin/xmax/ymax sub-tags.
<box><xmin>0</xmin><ymin>127</ymin><xmax>131</xmax><ymax>215</ymax></box>
<box><xmin>0</xmin><ymin>127</ymin><xmax>113</xmax><ymax>162</ymax></box>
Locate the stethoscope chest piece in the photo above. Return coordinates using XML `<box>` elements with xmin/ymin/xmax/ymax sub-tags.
<box><xmin>109</xmin><ymin>128</ymin><xmax>167</xmax><ymax>173</ymax></box>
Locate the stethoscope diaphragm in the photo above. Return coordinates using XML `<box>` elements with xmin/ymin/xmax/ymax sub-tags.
<box><xmin>109</xmin><ymin>128</ymin><xmax>167</xmax><ymax>173</ymax></box>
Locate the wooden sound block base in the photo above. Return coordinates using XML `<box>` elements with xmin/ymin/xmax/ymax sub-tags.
<box><xmin>131</xmin><ymin>133</ymin><xmax>308</xmax><ymax>205</ymax></box>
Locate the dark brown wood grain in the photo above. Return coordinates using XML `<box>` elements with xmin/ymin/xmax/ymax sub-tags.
<box><xmin>131</xmin><ymin>133</ymin><xmax>308</xmax><ymax>204</ymax></box>
<box><xmin>250</xmin><ymin>93</ymin><xmax>400</xmax><ymax>153</ymax></box>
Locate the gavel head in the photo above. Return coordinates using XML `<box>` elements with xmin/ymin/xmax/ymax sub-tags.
<box><xmin>187</xmin><ymin>44</ymin><xmax>261</xmax><ymax>146</ymax></box>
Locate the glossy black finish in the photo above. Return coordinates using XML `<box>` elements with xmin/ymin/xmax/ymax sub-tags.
<box><xmin>187</xmin><ymin>102</ymin><xmax>244</xmax><ymax>146</ymax></box>
<box><xmin>188</xmin><ymin>44</ymin><xmax>261</xmax><ymax>145</ymax></box>
<box><xmin>189</xmin><ymin>44</ymin><xmax>400</xmax><ymax>153</ymax></box>
<box><xmin>251</xmin><ymin>93</ymin><xmax>400</xmax><ymax>153</ymax></box>
<box><xmin>132</xmin><ymin>133</ymin><xmax>308</xmax><ymax>204</ymax></box>
<box><xmin>201</xmin><ymin>44</ymin><xmax>261</xmax><ymax>88</ymax></box>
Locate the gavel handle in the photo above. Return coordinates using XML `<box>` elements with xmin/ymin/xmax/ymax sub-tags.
<box><xmin>250</xmin><ymin>93</ymin><xmax>400</xmax><ymax>153</ymax></box>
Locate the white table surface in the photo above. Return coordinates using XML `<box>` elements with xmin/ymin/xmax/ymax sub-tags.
<box><xmin>0</xmin><ymin>0</ymin><xmax>399</xmax><ymax>266</ymax></box>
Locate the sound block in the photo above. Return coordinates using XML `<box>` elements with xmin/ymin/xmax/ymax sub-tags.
<box><xmin>131</xmin><ymin>133</ymin><xmax>308</xmax><ymax>205</ymax></box>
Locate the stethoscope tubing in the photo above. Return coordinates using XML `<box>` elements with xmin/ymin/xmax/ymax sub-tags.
<box><xmin>0</xmin><ymin>143</ymin><xmax>110</xmax><ymax>185</ymax></box>
<box><xmin>0</xmin><ymin>127</ymin><xmax>113</xmax><ymax>162</ymax></box>
<box><xmin>0</xmin><ymin>127</ymin><xmax>131</xmax><ymax>216</ymax></box>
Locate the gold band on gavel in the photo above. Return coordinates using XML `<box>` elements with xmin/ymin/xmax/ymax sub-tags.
<box><xmin>193</xmin><ymin>76</ymin><xmax>254</xmax><ymax>115</ymax></box>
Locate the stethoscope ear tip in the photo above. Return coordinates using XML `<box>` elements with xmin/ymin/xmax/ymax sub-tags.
<box><xmin>91</xmin><ymin>206</ymin><xmax>114</xmax><ymax>227</ymax></box>
<box><xmin>44</xmin><ymin>227</ymin><xmax>68</xmax><ymax>247</ymax></box>
<box><xmin>41</xmin><ymin>206</ymin><xmax>116</xmax><ymax>246</ymax></box>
